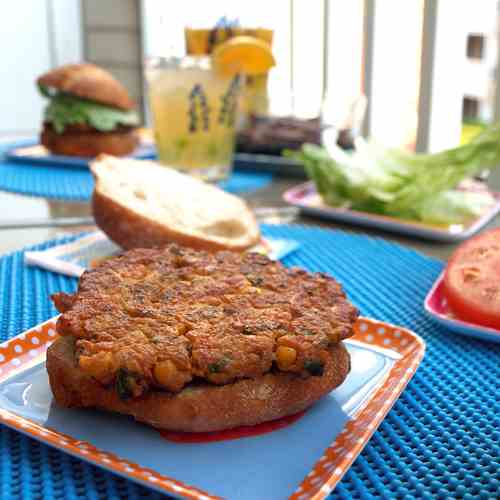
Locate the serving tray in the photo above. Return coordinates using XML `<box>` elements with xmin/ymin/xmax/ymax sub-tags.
<box><xmin>284</xmin><ymin>182</ymin><xmax>500</xmax><ymax>242</ymax></box>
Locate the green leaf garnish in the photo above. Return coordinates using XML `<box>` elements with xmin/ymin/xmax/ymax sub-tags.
<box><xmin>37</xmin><ymin>84</ymin><xmax>54</xmax><ymax>98</ymax></box>
<box><xmin>42</xmin><ymin>93</ymin><xmax>139</xmax><ymax>134</ymax></box>
<box><xmin>116</xmin><ymin>368</ymin><xmax>134</xmax><ymax>400</ymax></box>
<box><xmin>208</xmin><ymin>358</ymin><xmax>229</xmax><ymax>373</ymax></box>
<box><xmin>304</xmin><ymin>359</ymin><xmax>324</xmax><ymax>376</ymax></box>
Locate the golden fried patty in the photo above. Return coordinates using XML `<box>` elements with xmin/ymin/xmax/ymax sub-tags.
<box><xmin>52</xmin><ymin>245</ymin><xmax>358</xmax><ymax>400</ymax></box>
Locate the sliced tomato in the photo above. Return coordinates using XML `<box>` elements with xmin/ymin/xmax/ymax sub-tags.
<box><xmin>443</xmin><ymin>228</ymin><xmax>500</xmax><ymax>329</ymax></box>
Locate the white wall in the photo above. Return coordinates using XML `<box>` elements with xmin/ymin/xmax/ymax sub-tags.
<box><xmin>416</xmin><ymin>0</ymin><xmax>468</xmax><ymax>153</ymax></box>
<box><xmin>83</xmin><ymin>0</ymin><xmax>143</xmax><ymax>110</ymax></box>
<box><xmin>141</xmin><ymin>0</ymin><xmax>295</xmax><ymax>116</ymax></box>
<box><xmin>0</xmin><ymin>0</ymin><xmax>82</xmax><ymax>137</ymax></box>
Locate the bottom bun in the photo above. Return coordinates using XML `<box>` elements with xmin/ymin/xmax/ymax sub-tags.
<box><xmin>46</xmin><ymin>336</ymin><xmax>351</xmax><ymax>432</ymax></box>
<box><xmin>41</xmin><ymin>126</ymin><xmax>139</xmax><ymax>157</ymax></box>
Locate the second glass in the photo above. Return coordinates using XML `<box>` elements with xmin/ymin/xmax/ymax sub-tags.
<box><xmin>146</xmin><ymin>56</ymin><xmax>242</xmax><ymax>181</ymax></box>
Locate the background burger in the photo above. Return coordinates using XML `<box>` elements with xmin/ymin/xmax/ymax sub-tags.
<box><xmin>37</xmin><ymin>63</ymin><xmax>140</xmax><ymax>157</ymax></box>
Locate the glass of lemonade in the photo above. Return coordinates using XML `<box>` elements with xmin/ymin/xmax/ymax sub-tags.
<box><xmin>185</xmin><ymin>27</ymin><xmax>273</xmax><ymax>117</ymax></box>
<box><xmin>145</xmin><ymin>56</ymin><xmax>242</xmax><ymax>181</ymax></box>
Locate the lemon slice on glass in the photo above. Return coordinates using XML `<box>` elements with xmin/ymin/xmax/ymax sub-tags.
<box><xmin>212</xmin><ymin>36</ymin><xmax>276</xmax><ymax>76</ymax></box>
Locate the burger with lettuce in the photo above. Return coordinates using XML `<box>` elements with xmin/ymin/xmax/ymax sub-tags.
<box><xmin>37</xmin><ymin>63</ymin><xmax>140</xmax><ymax>157</ymax></box>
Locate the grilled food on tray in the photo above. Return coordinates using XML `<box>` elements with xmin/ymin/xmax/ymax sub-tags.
<box><xmin>47</xmin><ymin>245</ymin><xmax>358</xmax><ymax>432</ymax></box>
<box><xmin>237</xmin><ymin>115</ymin><xmax>322</xmax><ymax>156</ymax></box>
<box><xmin>37</xmin><ymin>63</ymin><xmax>140</xmax><ymax>157</ymax></box>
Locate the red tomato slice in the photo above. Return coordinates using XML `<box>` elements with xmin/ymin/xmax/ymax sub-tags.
<box><xmin>443</xmin><ymin>228</ymin><xmax>500</xmax><ymax>329</ymax></box>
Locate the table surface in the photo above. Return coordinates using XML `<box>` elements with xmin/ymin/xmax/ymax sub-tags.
<box><xmin>2</xmin><ymin>169</ymin><xmax>500</xmax><ymax>259</ymax></box>
<box><xmin>0</xmin><ymin>152</ymin><xmax>499</xmax><ymax>500</ymax></box>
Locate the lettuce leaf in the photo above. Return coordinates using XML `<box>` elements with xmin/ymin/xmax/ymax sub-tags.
<box><xmin>42</xmin><ymin>93</ymin><xmax>139</xmax><ymax>134</ymax></box>
<box><xmin>414</xmin><ymin>190</ymin><xmax>495</xmax><ymax>225</ymax></box>
<box><xmin>288</xmin><ymin>123</ymin><xmax>500</xmax><ymax>224</ymax></box>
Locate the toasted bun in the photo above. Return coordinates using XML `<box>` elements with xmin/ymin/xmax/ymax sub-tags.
<box><xmin>90</xmin><ymin>155</ymin><xmax>261</xmax><ymax>252</ymax></box>
<box><xmin>46</xmin><ymin>336</ymin><xmax>350</xmax><ymax>432</ymax></box>
<box><xmin>38</xmin><ymin>63</ymin><xmax>135</xmax><ymax>110</ymax></box>
<box><xmin>41</xmin><ymin>125</ymin><xmax>139</xmax><ymax>157</ymax></box>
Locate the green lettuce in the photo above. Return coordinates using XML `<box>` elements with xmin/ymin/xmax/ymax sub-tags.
<box><xmin>288</xmin><ymin>124</ymin><xmax>500</xmax><ymax>224</ymax></box>
<box><xmin>415</xmin><ymin>190</ymin><xmax>494</xmax><ymax>225</ymax></box>
<box><xmin>41</xmin><ymin>91</ymin><xmax>139</xmax><ymax>134</ymax></box>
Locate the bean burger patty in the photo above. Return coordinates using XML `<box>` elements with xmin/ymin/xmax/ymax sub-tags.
<box><xmin>52</xmin><ymin>245</ymin><xmax>359</xmax><ymax>401</ymax></box>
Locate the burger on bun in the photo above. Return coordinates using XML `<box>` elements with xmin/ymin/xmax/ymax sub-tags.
<box><xmin>37</xmin><ymin>63</ymin><xmax>140</xmax><ymax>157</ymax></box>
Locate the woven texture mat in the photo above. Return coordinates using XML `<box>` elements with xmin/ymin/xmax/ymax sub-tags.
<box><xmin>0</xmin><ymin>225</ymin><xmax>498</xmax><ymax>499</ymax></box>
<box><xmin>0</xmin><ymin>145</ymin><xmax>272</xmax><ymax>201</ymax></box>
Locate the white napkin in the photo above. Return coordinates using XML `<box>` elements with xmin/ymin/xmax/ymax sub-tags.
<box><xmin>24</xmin><ymin>231</ymin><xmax>299</xmax><ymax>278</ymax></box>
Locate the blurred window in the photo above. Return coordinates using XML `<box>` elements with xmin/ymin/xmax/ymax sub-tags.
<box><xmin>467</xmin><ymin>35</ymin><xmax>485</xmax><ymax>60</ymax></box>
<box><xmin>463</xmin><ymin>97</ymin><xmax>480</xmax><ymax>120</ymax></box>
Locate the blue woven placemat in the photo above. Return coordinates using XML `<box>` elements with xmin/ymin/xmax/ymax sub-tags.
<box><xmin>0</xmin><ymin>143</ymin><xmax>272</xmax><ymax>201</ymax></box>
<box><xmin>0</xmin><ymin>225</ymin><xmax>498</xmax><ymax>499</ymax></box>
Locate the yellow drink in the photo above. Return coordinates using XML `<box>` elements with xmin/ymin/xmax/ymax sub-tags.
<box><xmin>146</xmin><ymin>57</ymin><xmax>241</xmax><ymax>181</ymax></box>
<box><xmin>185</xmin><ymin>27</ymin><xmax>273</xmax><ymax>116</ymax></box>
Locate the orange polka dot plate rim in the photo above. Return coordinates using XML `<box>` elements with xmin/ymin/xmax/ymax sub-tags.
<box><xmin>0</xmin><ymin>316</ymin><xmax>424</xmax><ymax>500</ymax></box>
